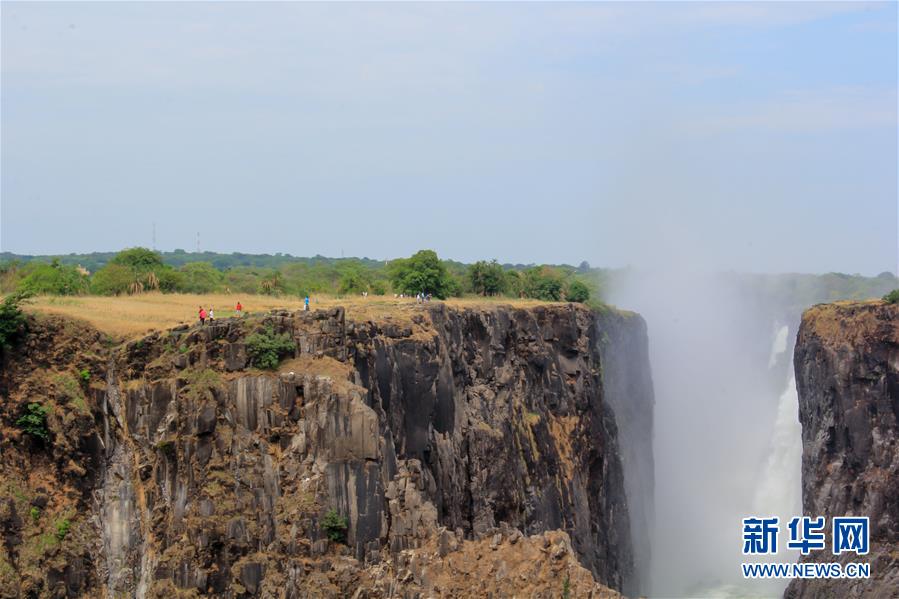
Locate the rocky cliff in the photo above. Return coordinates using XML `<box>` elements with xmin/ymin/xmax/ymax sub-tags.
<box><xmin>1</xmin><ymin>302</ymin><xmax>652</xmax><ymax>598</ymax></box>
<box><xmin>785</xmin><ymin>301</ymin><xmax>899</xmax><ymax>598</ymax></box>
<box><xmin>595</xmin><ymin>311</ymin><xmax>654</xmax><ymax>598</ymax></box>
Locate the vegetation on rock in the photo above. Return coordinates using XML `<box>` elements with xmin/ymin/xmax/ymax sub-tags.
<box><xmin>321</xmin><ymin>508</ymin><xmax>348</xmax><ymax>543</ymax></box>
<box><xmin>883</xmin><ymin>289</ymin><xmax>899</xmax><ymax>304</ymax></box>
<box><xmin>54</xmin><ymin>518</ymin><xmax>72</xmax><ymax>541</ymax></box>
<box><xmin>16</xmin><ymin>402</ymin><xmax>50</xmax><ymax>441</ymax></box>
<box><xmin>246</xmin><ymin>326</ymin><xmax>295</xmax><ymax>369</ymax></box>
<box><xmin>0</xmin><ymin>290</ymin><xmax>30</xmax><ymax>350</ymax></box>
<box><xmin>565</xmin><ymin>279</ymin><xmax>590</xmax><ymax>303</ymax></box>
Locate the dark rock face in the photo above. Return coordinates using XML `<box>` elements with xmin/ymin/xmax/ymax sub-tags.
<box><xmin>785</xmin><ymin>302</ymin><xmax>899</xmax><ymax>599</ymax></box>
<box><xmin>1</xmin><ymin>303</ymin><xmax>653</xmax><ymax>597</ymax></box>
<box><xmin>350</xmin><ymin>304</ymin><xmax>634</xmax><ymax>588</ymax></box>
<box><xmin>596</xmin><ymin>310</ymin><xmax>655</xmax><ymax>597</ymax></box>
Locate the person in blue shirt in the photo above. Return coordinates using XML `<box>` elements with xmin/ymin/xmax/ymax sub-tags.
<box><xmin>304</xmin><ymin>296</ymin><xmax>310</xmax><ymax>311</ymax></box>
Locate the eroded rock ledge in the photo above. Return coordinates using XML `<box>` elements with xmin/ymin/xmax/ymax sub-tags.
<box><xmin>1</xmin><ymin>302</ymin><xmax>649</xmax><ymax>598</ymax></box>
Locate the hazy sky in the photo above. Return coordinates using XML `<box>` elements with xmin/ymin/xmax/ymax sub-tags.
<box><xmin>2</xmin><ymin>2</ymin><xmax>896</xmax><ymax>274</ymax></box>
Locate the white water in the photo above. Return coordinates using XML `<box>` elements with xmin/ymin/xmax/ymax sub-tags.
<box><xmin>608</xmin><ymin>272</ymin><xmax>805</xmax><ymax>597</ymax></box>
<box><xmin>767</xmin><ymin>325</ymin><xmax>789</xmax><ymax>369</ymax></box>
<box><xmin>747</xmin><ymin>325</ymin><xmax>803</xmax><ymax>596</ymax></box>
<box><xmin>755</xmin><ymin>326</ymin><xmax>802</xmax><ymax>527</ymax></box>
<box><xmin>687</xmin><ymin>326</ymin><xmax>803</xmax><ymax>598</ymax></box>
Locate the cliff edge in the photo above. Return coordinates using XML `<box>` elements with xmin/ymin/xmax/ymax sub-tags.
<box><xmin>1</xmin><ymin>302</ymin><xmax>651</xmax><ymax>598</ymax></box>
<box><xmin>786</xmin><ymin>301</ymin><xmax>899</xmax><ymax>598</ymax></box>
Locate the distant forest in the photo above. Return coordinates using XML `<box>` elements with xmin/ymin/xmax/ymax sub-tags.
<box><xmin>1</xmin><ymin>249</ymin><xmax>896</xmax><ymax>308</ymax></box>
<box><xmin>0</xmin><ymin>248</ymin><xmax>598</xmax><ymax>302</ymax></box>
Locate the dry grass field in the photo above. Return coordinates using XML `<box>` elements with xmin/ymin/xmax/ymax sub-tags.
<box><xmin>23</xmin><ymin>293</ymin><xmax>563</xmax><ymax>339</ymax></box>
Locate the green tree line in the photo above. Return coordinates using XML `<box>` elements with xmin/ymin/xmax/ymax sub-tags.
<box><xmin>0</xmin><ymin>248</ymin><xmax>597</xmax><ymax>303</ymax></box>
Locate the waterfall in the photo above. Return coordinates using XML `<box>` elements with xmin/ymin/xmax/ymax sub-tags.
<box><xmin>752</xmin><ymin>377</ymin><xmax>802</xmax><ymax>525</ymax></box>
<box><xmin>752</xmin><ymin>325</ymin><xmax>803</xmax><ymax>554</ymax></box>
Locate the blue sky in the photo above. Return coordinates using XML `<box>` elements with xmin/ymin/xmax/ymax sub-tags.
<box><xmin>2</xmin><ymin>2</ymin><xmax>896</xmax><ymax>274</ymax></box>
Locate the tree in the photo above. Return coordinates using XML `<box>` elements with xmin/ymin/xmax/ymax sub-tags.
<box><xmin>93</xmin><ymin>248</ymin><xmax>172</xmax><ymax>295</ymax></box>
<box><xmin>522</xmin><ymin>267</ymin><xmax>564</xmax><ymax>301</ymax></box>
<box><xmin>91</xmin><ymin>263</ymin><xmax>135</xmax><ymax>295</ymax></box>
<box><xmin>180</xmin><ymin>262</ymin><xmax>223</xmax><ymax>294</ymax></box>
<box><xmin>156</xmin><ymin>268</ymin><xmax>187</xmax><ymax>293</ymax></box>
<box><xmin>388</xmin><ymin>250</ymin><xmax>453</xmax><ymax>299</ymax></box>
<box><xmin>468</xmin><ymin>260</ymin><xmax>506</xmax><ymax>296</ymax></box>
<box><xmin>18</xmin><ymin>260</ymin><xmax>89</xmax><ymax>296</ymax></box>
<box><xmin>259</xmin><ymin>271</ymin><xmax>285</xmax><ymax>295</ymax></box>
<box><xmin>111</xmin><ymin>247</ymin><xmax>165</xmax><ymax>272</ymax></box>
<box><xmin>566</xmin><ymin>279</ymin><xmax>590</xmax><ymax>303</ymax></box>
<box><xmin>883</xmin><ymin>289</ymin><xmax>899</xmax><ymax>304</ymax></box>
<box><xmin>0</xmin><ymin>291</ymin><xmax>30</xmax><ymax>352</ymax></box>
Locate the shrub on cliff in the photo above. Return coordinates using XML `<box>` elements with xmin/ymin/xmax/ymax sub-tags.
<box><xmin>246</xmin><ymin>326</ymin><xmax>295</xmax><ymax>369</ymax></box>
<box><xmin>388</xmin><ymin>250</ymin><xmax>454</xmax><ymax>299</ymax></box>
<box><xmin>16</xmin><ymin>402</ymin><xmax>50</xmax><ymax>442</ymax></box>
<box><xmin>0</xmin><ymin>291</ymin><xmax>30</xmax><ymax>351</ymax></box>
<box><xmin>883</xmin><ymin>289</ymin><xmax>899</xmax><ymax>304</ymax></box>
<box><xmin>565</xmin><ymin>280</ymin><xmax>590</xmax><ymax>303</ymax></box>
<box><xmin>321</xmin><ymin>508</ymin><xmax>348</xmax><ymax>543</ymax></box>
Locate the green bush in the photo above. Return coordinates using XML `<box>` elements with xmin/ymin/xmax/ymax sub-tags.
<box><xmin>321</xmin><ymin>508</ymin><xmax>348</xmax><ymax>543</ymax></box>
<box><xmin>16</xmin><ymin>403</ymin><xmax>50</xmax><ymax>441</ymax></box>
<box><xmin>54</xmin><ymin>518</ymin><xmax>71</xmax><ymax>541</ymax></box>
<box><xmin>246</xmin><ymin>326</ymin><xmax>295</xmax><ymax>369</ymax></box>
<box><xmin>883</xmin><ymin>289</ymin><xmax>899</xmax><ymax>304</ymax></box>
<box><xmin>30</xmin><ymin>507</ymin><xmax>41</xmax><ymax>521</ymax></box>
<box><xmin>79</xmin><ymin>369</ymin><xmax>91</xmax><ymax>382</ymax></box>
<box><xmin>566</xmin><ymin>280</ymin><xmax>590</xmax><ymax>303</ymax></box>
<box><xmin>338</xmin><ymin>269</ymin><xmax>368</xmax><ymax>295</ymax></box>
<box><xmin>522</xmin><ymin>267</ymin><xmax>564</xmax><ymax>301</ymax></box>
<box><xmin>156</xmin><ymin>267</ymin><xmax>187</xmax><ymax>292</ymax></box>
<box><xmin>180</xmin><ymin>262</ymin><xmax>223</xmax><ymax>293</ymax></box>
<box><xmin>90</xmin><ymin>263</ymin><xmax>135</xmax><ymax>295</ymax></box>
<box><xmin>0</xmin><ymin>291</ymin><xmax>30</xmax><ymax>350</ymax></box>
<box><xmin>18</xmin><ymin>260</ymin><xmax>89</xmax><ymax>296</ymax></box>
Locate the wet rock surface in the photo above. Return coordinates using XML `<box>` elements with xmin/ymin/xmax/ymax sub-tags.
<box><xmin>786</xmin><ymin>302</ymin><xmax>899</xmax><ymax>599</ymax></box>
<box><xmin>1</xmin><ymin>303</ymin><xmax>651</xmax><ymax>597</ymax></box>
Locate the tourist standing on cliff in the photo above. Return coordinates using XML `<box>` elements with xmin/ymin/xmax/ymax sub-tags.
<box><xmin>235</xmin><ymin>301</ymin><xmax>242</xmax><ymax>316</ymax></box>
<box><xmin>198</xmin><ymin>306</ymin><xmax>206</xmax><ymax>325</ymax></box>
<box><xmin>208</xmin><ymin>306</ymin><xmax>215</xmax><ymax>321</ymax></box>
<box><xmin>304</xmin><ymin>295</ymin><xmax>310</xmax><ymax>311</ymax></box>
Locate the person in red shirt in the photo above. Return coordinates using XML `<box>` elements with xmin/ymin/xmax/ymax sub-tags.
<box><xmin>199</xmin><ymin>306</ymin><xmax>206</xmax><ymax>325</ymax></box>
<box><xmin>236</xmin><ymin>301</ymin><xmax>242</xmax><ymax>316</ymax></box>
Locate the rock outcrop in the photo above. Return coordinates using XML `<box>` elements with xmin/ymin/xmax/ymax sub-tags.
<box><xmin>1</xmin><ymin>302</ymin><xmax>652</xmax><ymax>598</ymax></box>
<box><xmin>785</xmin><ymin>301</ymin><xmax>899</xmax><ymax>598</ymax></box>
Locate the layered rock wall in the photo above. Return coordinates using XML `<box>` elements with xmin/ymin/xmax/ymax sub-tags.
<box><xmin>1</xmin><ymin>302</ymin><xmax>653</xmax><ymax>598</ymax></box>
